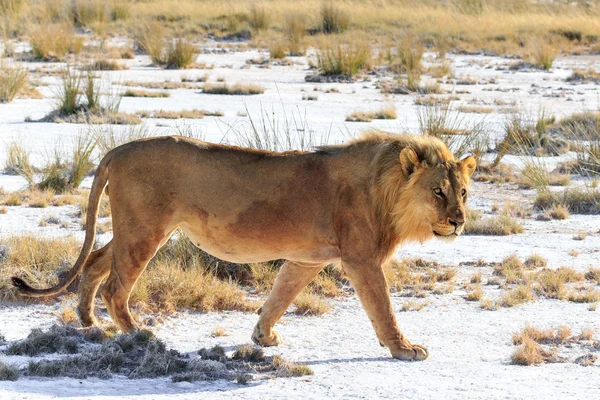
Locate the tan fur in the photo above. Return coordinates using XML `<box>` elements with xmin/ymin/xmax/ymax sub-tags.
<box><xmin>12</xmin><ymin>132</ymin><xmax>475</xmax><ymax>361</ymax></box>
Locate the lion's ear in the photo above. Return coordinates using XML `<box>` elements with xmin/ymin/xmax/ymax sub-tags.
<box><xmin>399</xmin><ymin>147</ymin><xmax>420</xmax><ymax>176</ymax></box>
<box><xmin>458</xmin><ymin>155</ymin><xmax>477</xmax><ymax>178</ymax></box>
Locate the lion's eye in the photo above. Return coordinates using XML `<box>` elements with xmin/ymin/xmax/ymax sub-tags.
<box><xmin>461</xmin><ymin>189</ymin><xmax>467</xmax><ymax>197</ymax></box>
<box><xmin>433</xmin><ymin>188</ymin><xmax>444</xmax><ymax>198</ymax></box>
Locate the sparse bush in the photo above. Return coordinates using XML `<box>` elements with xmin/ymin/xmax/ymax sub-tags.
<box><xmin>586</xmin><ymin>268</ymin><xmax>600</xmax><ymax>284</ymax></box>
<box><xmin>320</xmin><ymin>1</ymin><xmax>350</xmax><ymax>34</ymax></box>
<box><xmin>524</xmin><ymin>254</ymin><xmax>547</xmax><ymax>268</ymax></box>
<box><xmin>0</xmin><ymin>61</ymin><xmax>27</xmax><ymax>103</ymax></box>
<box><xmin>549</xmin><ymin>204</ymin><xmax>569</xmax><ymax>220</ymax></box>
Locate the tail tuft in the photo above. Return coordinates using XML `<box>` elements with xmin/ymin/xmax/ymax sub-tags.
<box><xmin>11</xmin><ymin>276</ymin><xmax>31</xmax><ymax>291</ymax></box>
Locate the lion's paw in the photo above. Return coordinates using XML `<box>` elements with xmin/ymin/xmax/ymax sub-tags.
<box><xmin>391</xmin><ymin>344</ymin><xmax>429</xmax><ymax>361</ymax></box>
<box><xmin>251</xmin><ymin>324</ymin><xmax>283</xmax><ymax>347</ymax></box>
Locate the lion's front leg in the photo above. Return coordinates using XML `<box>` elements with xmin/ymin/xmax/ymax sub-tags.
<box><xmin>342</xmin><ymin>261</ymin><xmax>428</xmax><ymax>361</ymax></box>
<box><xmin>252</xmin><ymin>261</ymin><xmax>324</xmax><ymax>347</ymax></box>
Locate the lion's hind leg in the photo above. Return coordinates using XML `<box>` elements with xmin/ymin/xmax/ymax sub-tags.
<box><xmin>77</xmin><ymin>242</ymin><xmax>112</xmax><ymax>327</ymax></box>
<box><xmin>101</xmin><ymin>225</ymin><xmax>176</xmax><ymax>333</ymax></box>
<box><xmin>252</xmin><ymin>261</ymin><xmax>325</xmax><ymax>347</ymax></box>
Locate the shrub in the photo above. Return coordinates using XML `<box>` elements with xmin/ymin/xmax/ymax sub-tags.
<box><xmin>134</xmin><ymin>21</ymin><xmax>165</xmax><ymax>61</ymax></box>
<box><xmin>465</xmin><ymin>285</ymin><xmax>483</xmax><ymax>301</ymax></box>
<box><xmin>0</xmin><ymin>61</ymin><xmax>27</xmax><ymax>103</ymax></box>
<box><xmin>321</xmin><ymin>1</ymin><xmax>350</xmax><ymax>34</ymax></box>
<box><xmin>273</xmin><ymin>355</ymin><xmax>313</xmax><ymax>377</ymax></box>
<box><xmin>530</xmin><ymin>40</ymin><xmax>558</xmax><ymax>71</ymax></box>
<box><xmin>314</xmin><ymin>39</ymin><xmax>371</xmax><ymax>77</ymax></box>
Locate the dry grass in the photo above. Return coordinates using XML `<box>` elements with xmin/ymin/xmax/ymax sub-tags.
<box><xmin>0</xmin><ymin>360</ymin><xmax>20</xmax><ymax>381</ymax></box>
<box><xmin>273</xmin><ymin>355</ymin><xmax>313</xmax><ymax>377</ymax></box>
<box><xmin>512</xmin><ymin>324</ymin><xmax>571</xmax><ymax>346</ymax></box>
<box><xmin>268</xmin><ymin>41</ymin><xmax>287</xmax><ymax>59</ymax></box>
<box><xmin>124</xmin><ymin>81</ymin><xmax>200</xmax><ymax>90</ymax></box>
<box><xmin>137</xmin><ymin>109</ymin><xmax>223</xmax><ymax>119</ymax></box>
<box><xmin>284</xmin><ymin>13</ymin><xmax>307</xmax><ymax>56</ymax></box>
<box><xmin>313</xmin><ymin>38</ymin><xmax>371</xmax><ymax>77</ymax></box>
<box><xmin>203</xmin><ymin>82</ymin><xmax>264</xmax><ymax>95</ymax></box>
<box><xmin>465</xmin><ymin>209</ymin><xmax>524</xmax><ymax>236</ymax></box>
<box><xmin>211</xmin><ymin>327</ymin><xmax>229</xmax><ymax>337</ymax></box>
<box><xmin>470</xmin><ymin>271</ymin><xmax>482</xmax><ymax>284</ymax></box>
<box><xmin>511</xmin><ymin>336</ymin><xmax>555</xmax><ymax>366</ymax></box>
<box><xmin>465</xmin><ymin>285</ymin><xmax>483</xmax><ymax>301</ymax></box>
<box><xmin>89</xmin><ymin>59</ymin><xmax>127</xmax><ymax>71</ymax></box>
<box><xmin>292</xmin><ymin>290</ymin><xmax>330</xmax><ymax>315</ymax></box>
<box><xmin>29</xmin><ymin>23</ymin><xmax>81</xmax><ymax>61</ymax></box>
<box><xmin>567</xmin><ymin>69</ymin><xmax>600</xmax><ymax>84</ymax></box>
<box><xmin>529</xmin><ymin>40</ymin><xmax>559</xmax><ymax>70</ymax></box>
<box><xmin>534</xmin><ymin>188</ymin><xmax>600</xmax><ymax>215</ymax></box>
<box><xmin>124</xmin><ymin>89</ymin><xmax>170</xmax><ymax>98</ymax></box>
<box><xmin>320</xmin><ymin>1</ymin><xmax>349</xmax><ymax>34</ymax></box>
<box><xmin>401</xmin><ymin>299</ymin><xmax>429</xmax><ymax>312</ymax></box>
<box><xmin>0</xmin><ymin>235</ymin><xmax>81</xmax><ymax>301</ymax></box>
<box><xmin>524</xmin><ymin>254</ymin><xmax>547</xmax><ymax>269</ymax></box>
<box><xmin>567</xmin><ymin>288</ymin><xmax>600</xmax><ymax>304</ymax></box>
<box><xmin>131</xmin><ymin>258</ymin><xmax>256</xmax><ymax>314</ymax></box>
<box><xmin>479</xmin><ymin>298</ymin><xmax>496</xmax><ymax>311</ymax></box>
<box><xmin>585</xmin><ymin>268</ymin><xmax>600</xmax><ymax>284</ymax></box>
<box><xmin>499</xmin><ymin>284</ymin><xmax>535</xmax><ymax>308</ymax></box>
<box><xmin>345</xmin><ymin>106</ymin><xmax>397</xmax><ymax>122</ymax></box>
<box><xmin>248</xmin><ymin>3</ymin><xmax>270</xmax><ymax>33</ymax></box>
<box><xmin>0</xmin><ymin>61</ymin><xmax>28</xmax><ymax>103</ymax></box>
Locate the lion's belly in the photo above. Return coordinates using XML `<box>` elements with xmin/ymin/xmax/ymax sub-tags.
<box><xmin>179</xmin><ymin>222</ymin><xmax>340</xmax><ymax>264</ymax></box>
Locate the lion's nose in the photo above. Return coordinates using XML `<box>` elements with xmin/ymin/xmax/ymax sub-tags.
<box><xmin>448</xmin><ymin>218</ymin><xmax>463</xmax><ymax>228</ymax></box>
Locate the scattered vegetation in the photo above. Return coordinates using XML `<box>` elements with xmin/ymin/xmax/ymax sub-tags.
<box><xmin>345</xmin><ymin>106</ymin><xmax>397</xmax><ymax>122</ymax></box>
<box><xmin>292</xmin><ymin>291</ymin><xmax>330</xmax><ymax>315</ymax></box>
<box><xmin>465</xmin><ymin>209</ymin><xmax>523</xmax><ymax>236</ymax></box>
<box><xmin>0</xmin><ymin>61</ymin><xmax>28</xmax><ymax>103</ymax></box>
<box><xmin>123</xmin><ymin>89</ymin><xmax>170</xmax><ymax>98</ymax></box>
<box><xmin>203</xmin><ymin>83</ymin><xmax>265</xmax><ymax>95</ymax></box>
<box><xmin>313</xmin><ymin>39</ymin><xmax>371</xmax><ymax>77</ymax></box>
<box><xmin>320</xmin><ymin>1</ymin><xmax>349</xmax><ymax>34</ymax></box>
<box><xmin>534</xmin><ymin>189</ymin><xmax>600</xmax><ymax>215</ymax></box>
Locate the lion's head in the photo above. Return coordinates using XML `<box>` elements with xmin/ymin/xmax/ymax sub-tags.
<box><xmin>398</xmin><ymin>145</ymin><xmax>476</xmax><ymax>241</ymax></box>
<box><xmin>367</xmin><ymin>133</ymin><xmax>476</xmax><ymax>245</ymax></box>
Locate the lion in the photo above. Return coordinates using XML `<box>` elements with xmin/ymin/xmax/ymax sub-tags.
<box><xmin>12</xmin><ymin>131</ymin><xmax>476</xmax><ymax>361</ymax></box>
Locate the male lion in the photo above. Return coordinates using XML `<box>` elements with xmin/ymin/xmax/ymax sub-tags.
<box><xmin>12</xmin><ymin>132</ymin><xmax>475</xmax><ymax>361</ymax></box>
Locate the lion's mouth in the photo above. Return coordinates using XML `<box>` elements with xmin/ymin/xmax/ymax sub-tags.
<box><xmin>433</xmin><ymin>231</ymin><xmax>459</xmax><ymax>238</ymax></box>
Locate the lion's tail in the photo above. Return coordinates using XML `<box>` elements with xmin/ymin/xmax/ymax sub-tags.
<box><xmin>11</xmin><ymin>152</ymin><xmax>112</xmax><ymax>297</ymax></box>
